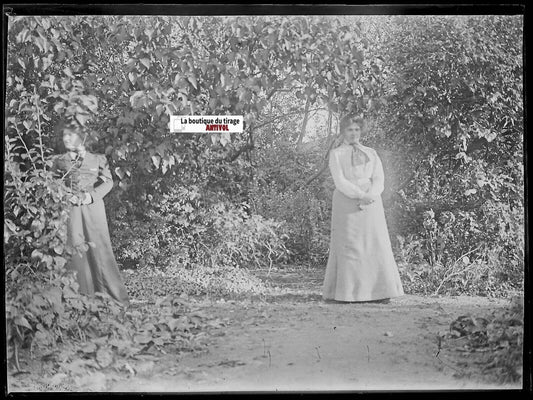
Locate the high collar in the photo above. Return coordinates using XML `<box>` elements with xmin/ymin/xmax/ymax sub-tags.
<box><xmin>68</xmin><ymin>148</ymin><xmax>87</xmax><ymax>161</ymax></box>
<box><xmin>341</xmin><ymin>142</ymin><xmax>366</xmax><ymax>150</ymax></box>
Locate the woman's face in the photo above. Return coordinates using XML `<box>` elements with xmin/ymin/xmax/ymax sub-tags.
<box><xmin>62</xmin><ymin>128</ymin><xmax>84</xmax><ymax>151</ymax></box>
<box><xmin>343</xmin><ymin>122</ymin><xmax>362</xmax><ymax>144</ymax></box>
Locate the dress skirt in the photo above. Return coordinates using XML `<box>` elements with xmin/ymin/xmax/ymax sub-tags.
<box><xmin>67</xmin><ymin>198</ymin><xmax>129</xmax><ymax>305</ymax></box>
<box><xmin>322</xmin><ymin>189</ymin><xmax>404</xmax><ymax>302</ymax></box>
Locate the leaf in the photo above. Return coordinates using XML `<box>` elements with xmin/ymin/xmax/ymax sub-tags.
<box><xmin>44</xmin><ymin>287</ymin><xmax>63</xmax><ymax>313</ymax></box>
<box><xmin>145</xmin><ymin>28</ymin><xmax>154</xmax><ymax>40</ymax></box>
<box><xmin>33</xmin><ymin>36</ymin><xmax>47</xmax><ymax>53</ymax></box>
<box><xmin>96</xmin><ymin>347</ymin><xmax>114</xmax><ymax>368</ymax></box>
<box><xmin>220</xmin><ymin>131</ymin><xmax>230</xmax><ymax>147</ymax></box>
<box><xmin>151</xmin><ymin>155</ymin><xmax>161</xmax><ymax>169</ymax></box>
<box><xmin>133</xmin><ymin>334</ymin><xmax>153</xmax><ymax>344</ymax></box>
<box><xmin>80</xmin><ymin>341</ymin><xmax>97</xmax><ymax>354</ymax></box>
<box><xmin>209</xmin><ymin>98</ymin><xmax>217</xmax><ymax>111</ymax></box>
<box><xmin>221</xmin><ymin>97</ymin><xmax>230</xmax><ymax>107</ymax></box>
<box><xmin>210</xmin><ymin>133</ymin><xmax>220</xmax><ymax>145</ymax></box>
<box><xmin>129</xmin><ymin>91</ymin><xmax>145</xmax><ymax>108</ymax></box>
<box><xmin>53</xmin><ymin>244</ymin><xmax>64</xmax><ymax>255</ymax></box>
<box><xmin>16</xmin><ymin>28</ymin><xmax>30</xmax><ymax>43</ymax></box>
<box><xmin>15</xmin><ymin>316</ymin><xmax>32</xmax><ymax>330</ymax></box>
<box><xmin>75</xmin><ymin>113</ymin><xmax>90</xmax><ymax>126</ymax></box>
<box><xmin>114</xmin><ymin>167</ymin><xmax>125</xmax><ymax>180</ymax></box>
<box><xmin>187</xmin><ymin>75</ymin><xmax>198</xmax><ymax>90</ymax></box>
<box><xmin>31</xmin><ymin>249</ymin><xmax>43</xmax><ymax>260</ymax></box>
<box><xmin>140</xmin><ymin>58</ymin><xmax>151</xmax><ymax>69</ymax></box>
<box><xmin>63</xmin><ymin>67</ymin><xmax>73</xmax><ymax>78</ymax></box>
<box><xmin>53</xmin><ymin>102</ymin><xmax>65</xmax><ymax>113</ymax></box>
<box><xmin>54</xmin><ymin>256</ymin><xmax>67</xmax><ymax>269</ymax></box>
<box><xmin>166</xmin><ymin>318</ymin><xmax>187</xmax><ymax>332</ymax></box>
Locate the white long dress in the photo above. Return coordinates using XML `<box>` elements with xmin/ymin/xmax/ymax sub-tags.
<box><xmin>322</xmin><ymin>143</ymin><xmax>404</xmax><ymax>302</ymax></box>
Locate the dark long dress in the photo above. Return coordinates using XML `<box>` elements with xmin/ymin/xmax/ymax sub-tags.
<box><xmin>53</xmin><ymin>152</ymin><xmax>129</xmax><ymax>305</ymax></box>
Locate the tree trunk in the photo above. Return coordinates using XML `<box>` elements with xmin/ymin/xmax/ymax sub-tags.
<box><xmin>296</xmin><ymin>96</ymin><xmax>311</xmax><ymax>145</ymax></box>
<box><xmin>326</xmin><ymin>108</ymin><xmax>333</xmax><ymax>139</ymax></box>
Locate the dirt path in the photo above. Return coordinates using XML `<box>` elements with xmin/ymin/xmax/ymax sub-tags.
<box><xmin>107</xmin><ymin>292</ymin><xmax>517</xmax><ymax>392</ymax></box>
<box><xmin>8</xmin><ymin>268</ymin><xmax>521</xmax><ymax>392</ymax></box>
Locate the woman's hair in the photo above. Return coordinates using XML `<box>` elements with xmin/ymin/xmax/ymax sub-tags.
<box><xmin>339</xmin><ymin>114</ymin><xmax>365</xmax><ymax>135</ymax></box>
<box><xmin>54</xmin><ymin>118</ymin><xmax>85</xmax><ymax>138</ymax></box>
<box><xmin>54</xmin><ymin>118</ymin><xmax>92</xmax><ymax>151</ymax></box>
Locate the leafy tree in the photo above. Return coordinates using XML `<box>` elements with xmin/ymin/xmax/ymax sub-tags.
<box><xmin>367</xmin><ymin>15</ymin><xmax>524</xmax><ymax>294</ymax></box>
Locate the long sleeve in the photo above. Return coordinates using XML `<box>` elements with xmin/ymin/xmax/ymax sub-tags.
<box><xmin>368</xmin><ymin>150</ymin><xmax>385</xmax><ymax>196</ymax></box>
<box><xmin>89</xmin><ymin>155</ymin><xmax>114</xmax><ymax>201</ymax></box>
<box><xmin>329</xmin><ymin>149</ymin><xmax>366</xmax><ymax>199</ymax></box>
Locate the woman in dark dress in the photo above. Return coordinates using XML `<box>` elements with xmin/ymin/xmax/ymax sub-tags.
<box><xmin>53</xmin><ymin>120</ymin><xmax>129</xmax><ymax>306</ymax></box>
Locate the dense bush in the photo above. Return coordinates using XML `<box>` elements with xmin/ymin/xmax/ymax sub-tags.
<box><xmin>395</xmin><ymin>199</ymin><xmax>523</xmax><ymax>297</ymax></box>
<box><xmin>4</xmin><ymin>131</ymin><xmax>72</xmax><ymax>367</ymax></box>
<box><xmin>109</xmin><ymin>179</ymin><xmax>290</xmax><ymax>275</ymax></box>
<box><xmin>250</xmin><ymin>181</ymin><xmax>331</xmax><ymax>267</ymax></box>
<box><xmin>365</xmin><ymin>15</ymin><xmax>524</xmax><ymax>296</ymax></box>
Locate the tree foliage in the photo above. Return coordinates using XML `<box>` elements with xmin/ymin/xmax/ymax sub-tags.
<box><xmin>364</xmin><ymin>15</ymin><xmax>524</xmax><ymax>295</ymax></box>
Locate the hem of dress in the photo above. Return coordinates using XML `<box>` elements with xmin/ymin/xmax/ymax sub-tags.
<box><xmin>322</xmin><ymin>293</ymin><xmax>404</xmax><ymax>303</ymax></box>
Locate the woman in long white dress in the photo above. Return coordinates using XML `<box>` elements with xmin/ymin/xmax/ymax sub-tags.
<box><xmin>322</xmin><ymin>115</ymin><xmax>404</xmax><ymax>303</ymax></box>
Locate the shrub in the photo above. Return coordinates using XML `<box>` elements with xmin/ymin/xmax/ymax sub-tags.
<box><xmin>446</xmin><ymin>295</ymin><xmax>523</xmax><ymax>383</ymax></box>
<box><xmin>109</xmin><ymin>182</ymin><xmax>290</xmax><ymax>275</ymax></box>
<box><xmin>249</xmin><ymin>181</ymin><xmax>331</xmax><ymax>267</ymax></box>
<box><xmin>4</xmin><ymin>147</ymin><xmax>76</xmax><ymax>369</ymax></box>
<box><xmin>4</xmin><ymin>131</ymin><xmax>137</xmax><ymax>373</ymax></box>
<box><xmin>395</xmin><ymin>202</ymin><xmax>523</xmax><ymax>297</ymax></box>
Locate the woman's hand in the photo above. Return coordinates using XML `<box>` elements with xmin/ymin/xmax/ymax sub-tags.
<box><xmin>360</xmin><ymin>193</ymin><xmax>377</xmax><ymax>205</ymax></box>
<box><xmin>358</xmin><ymin>193</ymin><xmax>379</xmax><ymax>210</ymax></box>
<box><xmin>81</xmin><ymin>192</ymin><xmax>93</xmax><ymax>205</ymax></box>
<box><xmin>69</xmin><ymin>195</ymin><xmax>80</xmax><ymax>205</ymax></box>
<box><xmin>69</xmin><ymin>192</ymin><xmax>93</xmax><ymax>205</ymax></box>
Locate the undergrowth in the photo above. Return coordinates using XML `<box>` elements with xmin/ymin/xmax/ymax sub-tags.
<box><xmin>123</xmin><ymin>262</ymin><xmax>269</xmax><ymax>301</ymax></box>
<box><xmin>444</xmin><ymin>295</ymin><xmax>524</xmax><ymax>384</ymax></box>
<box><xmin>8</xmin><ymin>291</ymin><xmax>225</xmax><ymax>391</ymax></box>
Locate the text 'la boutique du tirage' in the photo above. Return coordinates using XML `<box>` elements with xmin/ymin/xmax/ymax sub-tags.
<box><xmin>169</xmin><ymin>115</ymin><xmax>244</xmax><ymax>133</ymax></box>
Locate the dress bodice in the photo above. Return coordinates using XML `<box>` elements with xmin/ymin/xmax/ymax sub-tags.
<box><xmin>53</xmin><ymin>152</ymin><xmax>113</xmax><ymax>201</ymax></box>
<box><xmin>328</xmin><ymin>143</ymin><xmax>384</xmax><ymax>199</ymax></box>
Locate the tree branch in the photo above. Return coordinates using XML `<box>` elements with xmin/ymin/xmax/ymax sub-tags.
<box><xmin>303</xmin><ymin>134</ymin><xmax>341</xmax><ymax>186</ymax></box>
<box><xmin>296</xmin><ymin>96</ymin><xmax>311</xmax><ymax>144</ymax></box>
<box><xmin>255</xmin><ymin>107</ymin><xmax>324</xmax><ymax>131</ymax></box>
<box><xmin>227</xmin><ymin>126</ymin><xmax>254</xmax><ymax>162</ymax></box>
